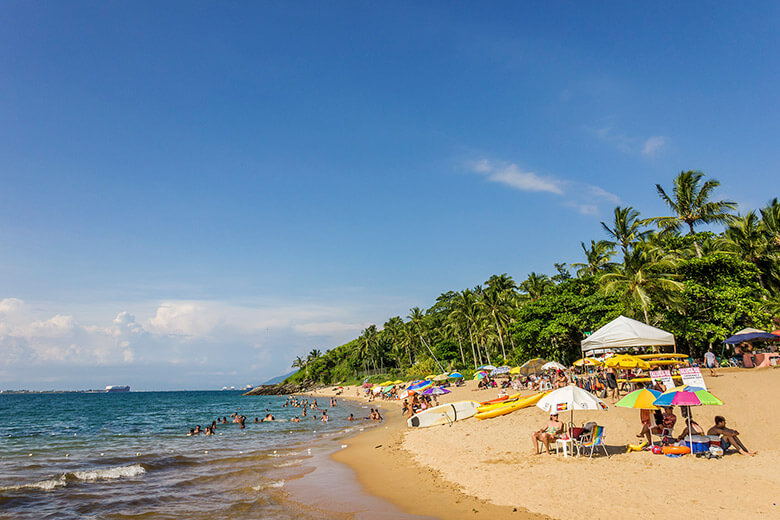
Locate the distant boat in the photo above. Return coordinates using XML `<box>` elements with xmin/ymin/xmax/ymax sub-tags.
<box><xmin>244</xmin><ymin>384</ymin><xmax>254</xmax><ymax>390</ymax></box>
<box><xmin>105</xmin><ymin>385</ymin><xmax>130</xmax><ymax>393</ymax></box>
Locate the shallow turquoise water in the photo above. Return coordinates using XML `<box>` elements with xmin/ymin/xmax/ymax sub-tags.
<box><xmin>0</xmin><ymin>391</ymin><xmax>367</xmax><ymax>519</ymax></box>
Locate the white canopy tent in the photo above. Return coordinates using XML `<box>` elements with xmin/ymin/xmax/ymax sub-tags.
<box><xmin>581</xmin><ymin>315</ymin><xmax>676</xmax><ymax>355</ymax></box>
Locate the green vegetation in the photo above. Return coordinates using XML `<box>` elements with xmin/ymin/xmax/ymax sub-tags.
<box><xmin>286</xmin><ymin>171</ymin><xmax>779</xmax><ymax>385</ymax></box>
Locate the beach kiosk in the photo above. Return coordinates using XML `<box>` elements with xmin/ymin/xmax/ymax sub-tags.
<box><xmin>581</xmin><ymin>315</ymin><xmax>676</xmax><ymax>356</ymax></box>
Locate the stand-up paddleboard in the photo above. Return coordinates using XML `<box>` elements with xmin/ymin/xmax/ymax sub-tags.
<box><xmin>474</xmin><ymin>391</ymin><xmax>547</xmax><ymax>420</ymax></box>
<box><xmin>407</xmin><ymin>401</ymin><xmax>480</xmax><ymax>428</ymax></box>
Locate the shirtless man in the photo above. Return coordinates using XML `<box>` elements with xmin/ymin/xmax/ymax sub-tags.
<box><xmin>707</xmin><ymin>416</ymin><xmax>756</xmax><ymax>456</ymax></box>
<box><xmin>530</xmin><ymin>413</ymin><xmax>564</xmax><ymax>455</ymax></box>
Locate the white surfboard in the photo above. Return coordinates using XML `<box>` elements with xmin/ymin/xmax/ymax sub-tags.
<box><xmin>407</xmin><ymin>400</ymin><xmax>480</xmax><ymax>428</ymax></box>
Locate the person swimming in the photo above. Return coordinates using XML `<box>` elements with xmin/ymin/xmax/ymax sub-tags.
<box><xmin>347</xmin><ymin>413</ymin><xmax>355</xmax><ymax>421</ymax></box>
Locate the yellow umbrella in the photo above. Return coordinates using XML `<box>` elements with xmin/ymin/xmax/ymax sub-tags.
<box><xmin>425</xmin><ymin>374</ymin><xmax>437</xmax><ymax>380</ymax></box>
<box><xmin>574</xmin><ymin>357</ymin><xmax>602</xmax><ymax>367</ymax></box>
<box><xmin>603</xmin><ymin>354</ymin><xmax>650</xmax><ymax>370</ymax></box>
<box><xmin>392</xmin><ymin>380</ymin><xmax>404</xmax><ymax>384</ymax></box>
<box><xmin>509</xmin><ymin>366</ymin><xmax>522</xmax><ymax>374</ymax></box>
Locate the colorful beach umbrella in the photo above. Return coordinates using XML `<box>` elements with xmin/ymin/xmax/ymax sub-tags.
<box><xmin>519</xmin><ymin>358</ymin><xmax>547</xmax><ymax>375</ymax></box>
<box><xmin>407</xmin><ymin>380</ymin><xmax>433</xmax><ymax>391</ymax></box>
<box><xmin>615</xmin><ymin>388</ymin><xmax>661</xmax><ymax>410</ymax></box>
<box><xmin>448</xmin><ymin>372</ymin><xmax>464</xmax><ymax>379</ymax></box>
<box><xmin>652</xmin><ymin>386</ymin><xmax>724</xmax><ymax>407</ymax></box>
<box><xmin>421</xmin><ymin>386</ymin><xmax>451</xmax><ymax>395</ymax></box>
<box><xmin>473</xmin><ymin>371</ymin><xmax>488</xmax><ymax>380</ymax></box>
<box><xmin>573</xmin><ymin>357</ymin><xmax>601</xmax><ymax>367</ymax></box>
<box><xmin>603</xmin><ymin>354</ymin><xmax>650</xmax><ymax>370</ymax></box>
<box><xmin>542</xmin><ymin>361</ymin><xmax>566</xmax><ymax>371</ymax></box>
<box><xmin>653</xmin><ymin>385</ymin><xmax>724</xmax><ymax>452</ymax></box>
<box><xmin>490</xmin><ymin>366</ymin><xmax>511</xmax><ymax>376</ymax></box>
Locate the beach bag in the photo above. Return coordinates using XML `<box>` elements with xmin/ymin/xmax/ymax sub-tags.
<box><xmin>708</xmin><ymin>445</ymin><xmax>723</xmax><ymax>458</ymax></box>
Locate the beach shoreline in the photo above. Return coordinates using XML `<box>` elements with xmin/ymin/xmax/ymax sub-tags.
<box><xmin>301</xmin><ymin>387</ymin><xmax>544</xmax><ymax>520</ymax></box>
<box><xmin>303</xmin><ymin>368</ymin><xmax>780</xmax><ymax>520</ymax></box>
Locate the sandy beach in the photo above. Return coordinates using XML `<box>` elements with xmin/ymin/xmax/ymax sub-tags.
<box><xmin>309</xmin><ymin>367</ymin><xmax>780</xmax><ymax>520</ymax></box>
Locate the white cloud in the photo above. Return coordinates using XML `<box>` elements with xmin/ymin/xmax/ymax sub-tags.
<box><xmin>642</xmin><ymin>136</ymin><xmax>667</xmax><ymax>157</ymax></box>
<box><xmin>588</xmin><ymin>121</ymin><xmax>669</xmax><ymax>158</ymax></box>
<box><xmin>587</xmin><ymin>185</ymin><xmax>621</xmax><ymax>204</ymax></box>
<box><xmin>0</xmin><ymin>297</ymin><xmax>371</xmax><ymax>389</ymax></box>
<box><xmin>470</xmin><ymin>160</ymin><xmax>564</xmax><ymax>195</ymax></box>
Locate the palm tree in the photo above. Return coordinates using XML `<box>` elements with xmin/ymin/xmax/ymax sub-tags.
<box><xmin>451</xmin><ymin>290</ymin><xmax>481</xmax><ymax>367</ymax></box>
<box><xmin>571</xmin><ymin>240</ymin><xmax>617</xmax><ymax>277</ymax></box>
<box><xmin>599</xmin><ymin>244</ymin><xmax>684</xmax><ymax>324</ymax></box>
<box><xmin>601</xmin><ymin>206</ymin><xmax>649</xmax><ymax>258</ymax></box>
<box><xmin>760</xmin><ymin>198</ymin><xmax>780</xmax><ymax>249</ymax></box>
<box><xmin>520</xmin><ymin>272</ymin><xmax>552</xmax><ymax>300</ymax></box>
<box><xmin>383</xmin><ymin>316</ymin><xmax>405</xmax><ymax>365</ymax></box>
<box><xmin>647</xmin><ymin>170</ymin><xmax>736</xmax><ymax>257</ymax></box>
<box><xmin>408</xmin><ymin>306</ymin><xmax>446</xmax><ymax>372</ymax></box>
<box><xmin>480</xmin><ymin>289</ymin><xmax>508</xmax><ymax>361</ymax></box>
<box><xmin>291</xmin><ymin>355</ymin><xmax>306</xmax><ymax>377</ymax></box>
<box><xmin>723</xmin><ymin>212</ymin><xmax>778</xmax><ymax>293</ymax></box>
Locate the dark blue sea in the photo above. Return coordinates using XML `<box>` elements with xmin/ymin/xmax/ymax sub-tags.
<box><xmin>0</xmin><ymin>390</ymin><xmax>406</xmax><ymax>520</ymax></box>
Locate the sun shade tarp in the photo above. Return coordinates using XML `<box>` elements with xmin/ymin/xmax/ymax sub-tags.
<box><xmin>581</xmin><ymin>315</ymin><xmax>675</xmax><ymax>354</ymax></box>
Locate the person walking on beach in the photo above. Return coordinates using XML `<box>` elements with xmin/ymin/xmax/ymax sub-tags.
<box><xmin>605</xmin><ymin>366</ymin><xmax>619</xmax><ymax>401</ymax></box>
<box><xmin>705</xmin><ymin>348</ymin><xmax>718</xmax><ymax>376</ymax></box>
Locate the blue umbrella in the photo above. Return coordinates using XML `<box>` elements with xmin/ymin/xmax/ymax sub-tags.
<box><xmin>449</xmin><ymin>372</ymin><xmax>463</xmax><ymax>379</ymax></box>
<box><xmin>723</xmin><ymin>329</ymin><xmax>779</xmax><ymax>344</ymax></box>
<box><xmin>490</xmin><ymin>366</ymin><xmax>511</xmax><ymax>376</ymax></box>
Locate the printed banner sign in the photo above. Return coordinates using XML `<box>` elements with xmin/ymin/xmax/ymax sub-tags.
<box><xmin>678</xmin><ymin>367</ymin><xmax>707</xmax><ymax>390</ymax></box>
<box><xmin>649</xmin><ymin>370</ymin><xmax>675</xmax><ymax>389</ymax></box>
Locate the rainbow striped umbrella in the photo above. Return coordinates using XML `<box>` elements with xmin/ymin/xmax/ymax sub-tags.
<box><xmin>615</xmin><ymin>388</ymin><xmax>662</xmax><ymax>410</ymax></box>
<box><xmin>653</xmin><ymin>386</ymin><xmax>724</xmax><ymax>407</ymax></box>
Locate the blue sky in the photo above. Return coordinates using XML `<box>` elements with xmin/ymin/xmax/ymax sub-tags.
<box><xmin>1</xmin><ymin>2</ymin><xmax>778</xmax><ymax>389</ymax></box>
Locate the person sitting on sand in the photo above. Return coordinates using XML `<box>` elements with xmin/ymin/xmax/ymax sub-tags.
<box><xmin>401</xmin><ymin>399</ymin><xmax>410</xmax><ymax>416</ymax></box>
<box><xmin>531</xmin><ymin>413</ymin><xmax>564</xmax><ymax>455</ymax></box>
<box><xmin>707</xmin><ymin>416</ymin><xmax>756</xmax><ymax>456</ymax></box>
<box><xmin>650</xmin><ymin>407</ymin><xmax>676</xmax><ymax>438</ymax></box>
<box><xmin>677</xmin><ymin>419</ymin><xmax>705</xmax><ymax>440</ymax></box>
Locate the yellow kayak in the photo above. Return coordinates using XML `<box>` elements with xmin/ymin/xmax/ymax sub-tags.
<box><xmin>476</xmin><ymin>393</ymin><xmax>522</xmax><ymax>413</ymax></box>
<box><xmin>475</xmin><ymin>391</ymin><xmax>547</xmax><ymax>420</ymax></box>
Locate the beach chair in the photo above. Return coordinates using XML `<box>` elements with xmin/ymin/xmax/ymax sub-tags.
<box><xmin>575</xmin><ymin>425</ymin><xmax>609</xmax><ymax>459</ymax></box>
<box><xmin>651</xmin><ymin>426</ymin><xmax>674</xmax><ymax>446</ymax></box>
<box><xmin>535</xmin><ymin>424</ymin><xmax>567</xmax><ymax>454</ymax></box>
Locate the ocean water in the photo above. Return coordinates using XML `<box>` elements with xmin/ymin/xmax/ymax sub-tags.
<box><xmin>0</xmin><ymin>390</ymin><xmax>381</xmax><ymax>520</ymax></box>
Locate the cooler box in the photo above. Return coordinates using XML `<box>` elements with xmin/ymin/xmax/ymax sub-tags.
<box><xmin>682</xmin><ymin>435</ymin><xmax>710</xmax><ymax>453</ymax></box>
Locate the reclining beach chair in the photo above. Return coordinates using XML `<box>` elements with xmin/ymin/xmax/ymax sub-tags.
<box><xmin>575</xmin><ymin>425</ymin><xmax>609</xmax><ymax>459</ymax></box>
